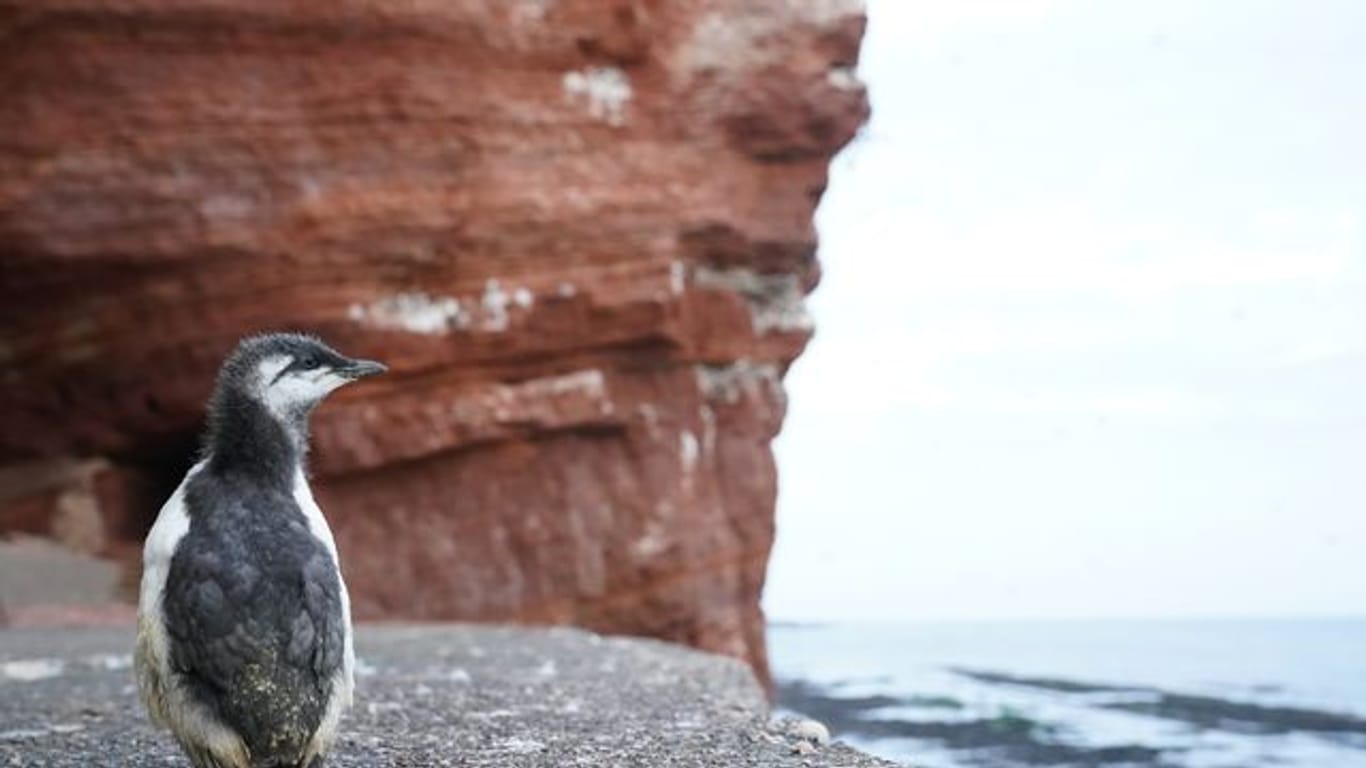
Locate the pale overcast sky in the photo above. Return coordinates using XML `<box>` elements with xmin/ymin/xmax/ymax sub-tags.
<box><xmin>765</xmin><ymin>0</ymin><xmax>1366</xmax><ymax>622</ymax></box>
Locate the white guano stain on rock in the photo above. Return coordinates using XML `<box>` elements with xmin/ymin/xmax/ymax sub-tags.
<box><xmin>481</xmin><ymin>279</ymin><xmax>511</xmax><ymax>331</ymax></box>
<box><xmin>798</xmin><ymin>0</ymin><xmax>865</xmax><ymax>24</ymax></box>
<box><xmin>678</xmin><ymin>0</ymin><xmax>864</xmax><ymax>75</ymax></box>
<box><xmin>0</xmin><ymin>723</ymin><xmax>84</xmax><ymax>743</ymax></box>
<box><xmin>198</xmin><ymin>192</ymin><xmax>255</xmax><ymax>222</ymax></box>
<box><xmin>349</xmin><ymin>282</ymin><xmax>538</xmax><ymax>335</ymax></box>
<box><xmin>497</xmin><ymin>737</ymin><xmax>547</xmax><ymax>754</ymax></box>
<box><xmin>562</xmin><ymin>67</ymin><xmax>632</xmax><ymax>125</ymax></box>
<box><xmin>632</xmin><ymin>524</ymin><xmax>669</xmax><ymax>560</ymax></box>
<box><xmin>638</xmin><ymin>403</ymin><xmax>661</xmax><ymax>440</ymax></box>
<box><xmin>82</xmin><ymin>654</ymin><xmax>132</xmax><ymax>671</ymax></box>
<box><xmin>515</xmin><ymin>369</ymin><xmax>607</xmax><ymax>401</ymax></box>
<box><xmin>827</xmin><ymin>66</ymin><xmax>862</xmax><ymax>91</ymax></box>
<box><xmin>467</xmin><ymin>708</ymin><xmax>519</xmax><ymax>721</ymax></box>
<box><xmin>699</xmin><ymin>404</ymin><xmax>717</xmax><ymax>456</ymax></box>
<box><xmin>510</xmin><ymin>0</ymin><xmax>554</xmax><ymax>24</ymax></box>
<box><xmin>679</xmin><ymin>430</ymin><xmax>700</xmax><ymax>474</ymax></box>
<box><xmin>695</xmin><ymin>361</ymin><xmax>783</xmax><ymax>406</ymax></box>
<box><xmin>348</xmin><ymin>292</ymin><xmax>464</xmax><ymax>334</ymax></box>
<box><xmin>693</xmin><ymin>266</ymin><xmax>813</xmax><ymax>334</ymax></box>
<box><xmin>1</xmin><ymin>658</ymin><xmax>65</xmax><ymax>682</ymax></box>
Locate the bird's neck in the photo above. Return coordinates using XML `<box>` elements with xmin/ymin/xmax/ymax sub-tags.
<box><xmin>204</xmin><ymin>387</ymin><xmax>308</xmax><ymax>491</ymax></box>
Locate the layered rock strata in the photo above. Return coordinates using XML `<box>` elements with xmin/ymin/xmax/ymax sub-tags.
<box><xmin>0</xmin><ymin>0</ymin><xmax>869</xmax><ymax>682</ymax></box>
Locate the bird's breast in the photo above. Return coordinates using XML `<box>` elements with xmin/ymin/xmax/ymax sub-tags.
<box><xmin>139</xmin><ymin>461</ymin><xmax>208</xmax><ymax>614</ymax></box>
<box><xmin>291</xmin><ymin>470</ymin><xmax>341</xmax><ymax>564</ymax></box>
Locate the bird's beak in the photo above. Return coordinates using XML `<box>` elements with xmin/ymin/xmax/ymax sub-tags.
<box><xmin>338</xmin><ymin>359</ymin><xmax>387</xmax><ymax>380</ymax></box>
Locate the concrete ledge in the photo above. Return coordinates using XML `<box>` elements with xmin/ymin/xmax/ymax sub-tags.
<box><xmin>0</xmin><ymin>625</ymin><xmax>894</xmax><ymax>766</ymax></box>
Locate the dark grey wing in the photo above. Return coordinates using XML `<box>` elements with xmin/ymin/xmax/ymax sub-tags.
<box><xmin>293</xmin><ymin>549</ymin><xmax>347</xmax><ymax>679</ymax></box>
<box><xmin>162</xmin><ymin>481</ymin><xmax>345</xmax><ymax>759</ymax></box>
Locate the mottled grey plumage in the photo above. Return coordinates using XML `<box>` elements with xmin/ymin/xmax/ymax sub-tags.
<box><xmin>164</xmin><ymin>477</ymin><xmax>344</xmax><ymax>763</ymax></box>
<box><xmin>136</xmin><ymin>333</ymin><xmax>385</xmax><ymax>768</ymax></box>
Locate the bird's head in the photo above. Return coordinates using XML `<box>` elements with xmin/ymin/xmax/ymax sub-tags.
<box><xmin>215</xmin><ymin>333</ymin><xmax>386</xmax><ymax>423</ymax></box>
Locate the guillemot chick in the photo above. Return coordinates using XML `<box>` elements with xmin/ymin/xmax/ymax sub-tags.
<box><xmin>135</xmin><ymin>333</ymin><xmax>385</xmax><ymax>768</ymax></box>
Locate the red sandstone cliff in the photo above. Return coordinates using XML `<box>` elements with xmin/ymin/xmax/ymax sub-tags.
<box><xmin>0</xmin><ymin>0</ymin><xmax>868</xmax><ymax>681</ymax></box>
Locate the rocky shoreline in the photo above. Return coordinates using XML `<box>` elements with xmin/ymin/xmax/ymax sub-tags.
<box><xmin>777</xmin><ymin>668</ymin><xmax>1366</xmax><ymax>767</ymax></box>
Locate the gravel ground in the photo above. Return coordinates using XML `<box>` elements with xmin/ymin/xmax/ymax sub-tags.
<box><xmin>0</xmin><ymin>624</ymin><xmax>896</xmax><ymax>767</ymax></box>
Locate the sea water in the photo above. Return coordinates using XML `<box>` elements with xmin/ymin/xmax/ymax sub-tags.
<box><xmin>769</xmin><ymin>619</ymin><xmax>1366</xmax><ymax>767</ymax></box>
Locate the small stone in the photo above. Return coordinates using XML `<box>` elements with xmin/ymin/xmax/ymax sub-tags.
<box><xmin>788</xmin><ymin>718</ymin><xmax>831</xmax><ymax>745</ymax></box>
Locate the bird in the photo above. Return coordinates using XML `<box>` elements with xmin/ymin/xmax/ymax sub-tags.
<box><xmin>135</xmin><ymin>333</ymin><xmax>386</xmax><ymax>768</ymax></box>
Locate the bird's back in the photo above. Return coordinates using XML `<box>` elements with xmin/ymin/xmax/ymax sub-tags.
<box><xmin>162</xmin><ymin>470</ymin><xmax>346</xmax><ymax>765</ymax></box>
